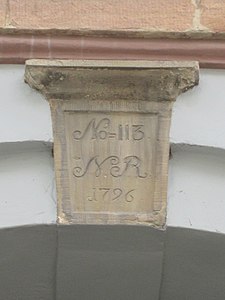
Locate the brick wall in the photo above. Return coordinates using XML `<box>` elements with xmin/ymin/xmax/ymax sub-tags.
<box><xmin>0</xmin><ymin>0</ymin><xmax>224</xmax><ymax>37</ymax></box>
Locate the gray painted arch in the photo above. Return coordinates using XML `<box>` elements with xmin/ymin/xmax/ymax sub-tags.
<box><xmin>0</xmin><ymin>224</ymin><xmax>225</xmax><ymax>300</ymax></box>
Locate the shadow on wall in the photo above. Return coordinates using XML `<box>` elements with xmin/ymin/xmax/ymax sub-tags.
<box><xmin>0</xmin><ymin>224</ymin><xmax>225</xmax><ymax>300</ymax></box>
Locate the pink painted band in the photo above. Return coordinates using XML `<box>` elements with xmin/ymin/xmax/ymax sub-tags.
<box><xmin>0</xmin><ymin>34</ymin><xmax>225</xmax><ymax>68</ymax></box>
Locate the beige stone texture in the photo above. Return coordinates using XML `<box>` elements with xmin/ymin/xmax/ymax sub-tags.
<box><xmin>7</xmin><ymin>0</ymin><xmax>194</xmax><ymax>32</ymax></box>
<box><xmin>201</xmin><ymin>0</ymin><xmax>225</xmax><ymax>32</ymax></box>
<box><xmin>0</xmin><ymin>1</ymin><xmax>7</xmax><ymax>27</ymax></box>
<box><xmin>0</xmin><ymin>0</ymin><xmax>224</xmax><ymax>37</ymax></box>
<box><xmin>25</xmin><ymin>59</ymin><xmax>199</xmax><ymax>228</ymax></box>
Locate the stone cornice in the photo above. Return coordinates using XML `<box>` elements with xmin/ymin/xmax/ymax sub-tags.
<box><xmin>25</xmin><ymin>59</ymin><xmax>199</xmax><ymax>102</ymax></box>
<box><xmin>0</xmin><ymin>34</ymin><xmax>225</xmax><ymax>69</ymax></box>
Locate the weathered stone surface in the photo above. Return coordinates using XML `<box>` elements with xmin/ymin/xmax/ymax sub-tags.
<box><xmin>1</xmin><ymin>1</ymin><xmax>225</xmax><ymax>38</ymax></box>
<box><xmin>0</xmin><ymin>0</ymin><xmax>7</xmax><ymax>28</ymax></box>
<box><xmin>3</xmin><ymin>0</ymin><xmax>194</xmax><ymax>32</ymax></box>
<box><xmin>25</xmin><ymin>59</ymin><xmax>199</xmax><ymax>228</ymax></box>
<box><xmin>201</xmin><ymin>0</ymin><xmax>225</xmax><ymax>32</ymax></box>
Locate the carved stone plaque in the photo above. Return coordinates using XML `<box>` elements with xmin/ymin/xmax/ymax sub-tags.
<box><xmin>25</xmin><ymin>60</ymin><xmax>199</xmax><ymax>228</ymax></box>
<box><xmin>65</xmin><ymin>111</ymin><xmax>157</xmax><ymax>214</ymax></box>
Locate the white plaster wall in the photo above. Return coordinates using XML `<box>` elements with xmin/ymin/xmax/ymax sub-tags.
<box><xmin>0</xmin><ymin>142</ymin><xmax>56</xmax><ymax>228</ymax></box>
<box><xmin>171</xmin><ymin>69</ymin><xmax>225</xmax><ymax>149</ymax></box>
<box><xmin>168</xmin><ymin>145</ymin><xmax>225</xmax><ymax>233</ymax></box>
<box><xmin>0</xmin><ymin>65</ymin><xmax>225</xmax><ymax>233</ymax></box>
<box><xmin>0</xmin><ymin>65</ymin><xmax>52</xmax><ymax>143</ymax></box>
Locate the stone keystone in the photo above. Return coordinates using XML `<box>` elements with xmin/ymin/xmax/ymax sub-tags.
<box><xmin>25</xmin><ymin>59</ymin><xmax>199</xmax><ymax>229</ymax></box>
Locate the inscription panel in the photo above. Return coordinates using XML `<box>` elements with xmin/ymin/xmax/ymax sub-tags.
<box><xmin>65</xmin><ymin>111</ymin><xmax>158</xmax><ymax>215</ymax></box>
<box><xmin>25</xmin><ymin>59</ymin><xmax>199</xmax><ymax>226</ymax></box>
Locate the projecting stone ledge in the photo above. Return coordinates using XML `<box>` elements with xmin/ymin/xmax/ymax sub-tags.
<box><xmin>25</xmin><ymin>60</ymin><xmax>199</xmax><ymax>101</ymax></box>
<box><xmin>25</xmin><ymin>60</ymin><xmax>199</xmax><ymax>229</ymax></box>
